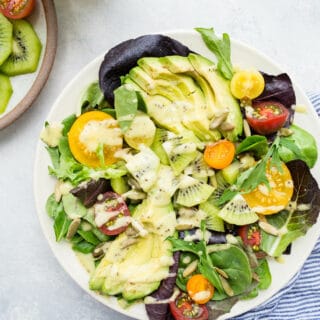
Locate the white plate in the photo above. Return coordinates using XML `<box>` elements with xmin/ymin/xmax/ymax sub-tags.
<box><xmin>33</xmin><ymin>29</ymin><xmax>320</xmax><ymax>319</ymax></box>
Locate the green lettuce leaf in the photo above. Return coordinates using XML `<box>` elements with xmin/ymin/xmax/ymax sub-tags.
<box><xmin>46</xmin><ymin>133</ymin><xmax>127</xmax><ymax>184</ymax></box>
<box><xmin>80</xmin><ymin>82</ymin><xmax>109</xmax><ymax>113</ymax></box>
<box><xmin>46</xmin><ymin>146</ymin><xmax>60</xmax><ymax>169</ymax></box>
<box><xmin>114</xmin><ymin>85</ymin><xmax>138</xmax><ymax>132</ymax></box>
<box><xmin>279</xmin><ymin>124</ymin><xmax>318</xmax><ymax>168</ymax></box>
<box><xmin>46</xmin><ymin>193</ymin><xmax>62</xmax><ymax>219</ymax></box>
<box><xmin>255</xmin><ymin>258</ymin><xmax>271</xmax><ymax>290</ymax></box>
<box><xmin>261</xmin><ymin>160</ymin><xmax>320</xmax><ymax>257</ymax></box>
<box><xmin>208</xmin><ymin>244</ymin><xmax>252</xmax><ymax>300</ymax></box>
<box><xmin>62</xmin><ymin>114</ymin><xmax>76</xmax><ymax>136</ymax></box>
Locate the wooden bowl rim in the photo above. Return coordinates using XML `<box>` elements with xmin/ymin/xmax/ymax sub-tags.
<box><xmin>0</xmin><ymin>0</ymin><xmax>58</xmax><ymax>130</ymax></box>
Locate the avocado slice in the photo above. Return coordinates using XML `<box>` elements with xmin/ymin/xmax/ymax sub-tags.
<box><xmin>159</xmin><ymin>55</ymin><xmax>217</xmax><ymax>120</ymax></box>
<box><xmin>128</xmin><ymin>63</ymin><xmax>220</xmax><ymax>141</ymax></box>
<box><xmin>89</xmin><ymin>199</ymin><xmax>176</xmax><ymax>300</ymax></box>
<box><xmin>138</xmin><ymin>57</ymin><xmax>207</xmax><ymax>113</ymax></box>
<box><xmin>90</xmin><ymin>232</ymin><xmax>174</xmax><ymax>300</ymax></box>
<box><xmin>133</xmin><ymin>198</ymin><xmax>176</xmax><ymax>237</ymax></box>
<box><xmin>99</xmin><ymin>34</ymin><xmax>191</xmax><ymax>104</ymax></box>
<box><xmin>188</xmin><ymin>53</ymin><xmax>243</xmax><ymax>141</ymax></box>
<box><xmin>138</xmin><ymin>57</ymin><xmax>222</xmax><ymax>141</ymax></box>
<box><xmin>123</xmin><ymin>76</ymin><xmax>185</xmax><ymax>133</ymax></box>
<box><xmin>129</xmin><ymin>66</ymin><xmax>186</xmax><ymax>101</ymax></box>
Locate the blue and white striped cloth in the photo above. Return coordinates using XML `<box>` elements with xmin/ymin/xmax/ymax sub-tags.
<box><xmin>234</xmin><ymin>93</ymin><xmax>320</xmax><ymax>320</ymax></box>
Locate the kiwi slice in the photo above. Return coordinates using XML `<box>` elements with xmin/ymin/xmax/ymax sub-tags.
<box><xmin>218</xmin><ymin>194</ymin><xmax>258</xmax><ymax>225</ymax></box>
<box><xmin>199</xmin><ymin>201</ymin><xmax>225</xmax><ymax>232</ymax></box>
<box><xmin>0</xmin><ymin>19</ymin><xmax>42</xmax><ymax>76</ymax></box>
<box><xmin>207</xmin><ymin>171</ymin><xmax>230</xmax><ymax>207</ymax></box>
<box><xmin>176</xmin><ymin>175</ymin><xmax>214</xmax><ymax>207</ymax></box>
<box><xmin>0</xmin><ymin>14</ymin><xmax>13</xmax><ymax>66</ymax></box>
<box><xmin>150</xmin><ymin>128</ymin><xmax>169</xmax><ymax>165</ymax></box>
<box><xmin>0</xmin><ymin>74</ymin><xmax>13</xmax><ymax>114</ymax></box>
<box><xmin>162</xmin><ymin>131</ymin><xmax>199</xmax><ymax>175</ymax></box>
<box><xmin>186</xmin><ymin>151</ymin><xmax>214</xmax><ymax>180</ymax></box>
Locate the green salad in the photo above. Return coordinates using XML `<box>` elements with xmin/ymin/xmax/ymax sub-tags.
<box><xmin>41</xmin><ymin>28</ymin><xmax>320</xmax><ymax>320</ymax></box>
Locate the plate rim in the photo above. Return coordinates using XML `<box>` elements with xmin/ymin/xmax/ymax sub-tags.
<box><xmin>33</xmin><ymin>28</ymin><xmax>320</xmax><ymax>320</ymax></box>
<box><xmin>0</xmin><ymin>0</ymin><xmax>58</xmax><ymax>130</ymax></box>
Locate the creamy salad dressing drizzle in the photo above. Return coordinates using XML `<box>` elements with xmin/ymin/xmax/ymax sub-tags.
<box><xmin>79</xmin><ymin>119</ymin><xmax>122</xmax><ymax>152</ymax></box>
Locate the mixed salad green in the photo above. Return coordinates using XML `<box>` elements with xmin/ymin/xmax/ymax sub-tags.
<box><xmin>41</xmin><ymin>28</ymin><xmax>320</xmax><ymax>320</ymax></box>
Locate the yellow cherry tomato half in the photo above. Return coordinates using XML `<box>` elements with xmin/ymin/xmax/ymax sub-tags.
<box><xmin>68</xmin><ymin>111</ymin><xmax>122</xmax><ymax>168</ymax></box>
<box><xmin>186</xmin><ymin>274</ymin><xmax>214</xmax><ymax>304</ymax></box>
<box><xmin>230</xmin><ymin>70</ymin><xmax>265</xmax><ymax>100</ymax></box>
<box><xmin>242</xmin><ymin>161</ymin><xmax>294</xmax><ymax>215</ymax></box>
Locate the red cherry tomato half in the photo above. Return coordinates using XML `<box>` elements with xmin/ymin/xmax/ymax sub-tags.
<box><xmin>238</xmin><ymin>225</ymin><xmax>261</xmax><ymax>248</ymax></box>
<box><xmin>94</xmin><ymin>192</ymin><xmax>130</xmax><ymax>236</ymax></box>
<box><xmin>238</xmin><ymin>224</ymin><xmax>266</xmax><ymax>259</ymax></box>
<box><xmin>245</xmin><ymin>101</ymin><xmax>289</xmax><ymax>135</ymax></box>
<box><xmin>169</xmin><ymin>293</ymin><xmax>209</xmax><ymax>320</ymax></box>
<box><xmin>0</xmin><ymin>0</ymin><xmax>35</xmax><ymax>19</ymax></box>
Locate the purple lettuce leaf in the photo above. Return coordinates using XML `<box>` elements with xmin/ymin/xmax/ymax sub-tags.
<box><xmin>70</xmin><ymin>178</ymin><xmax>110</xmax><ymax>208</ymax></box>
<box><xmin>99</xmin><ymin>35</ymin><xmax>192</xmax><ymax>105</ymax></box>
<box><xmin>254</xmin><ymin>72</ymin><xmax>296</xmax><ymax>108</ymax></box>
<box><xmin>254</xmin><ymin>72</ymin><xmax>296</xmax><ymax>127</ymax></box>
<box><xmin>145</xmin><ymin>251</ymin><xmax>180</xmax><ymax>320</ymax></box>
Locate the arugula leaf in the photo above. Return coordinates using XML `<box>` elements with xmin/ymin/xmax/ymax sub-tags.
<box><xmin>168</xmin><ymin>237</ymin><xmax>224</xmax><ymax>293</ymax></box>
<box><xmin>91</xmin><ymin>228</ymin><xmax>110</xmax><ymax>242</ymax></box>
<box><xmin>236</xmin><ymin>135</ymin><xmax>268</xmax><ymax>157</ymax></box>
<box><xmin>236</xmin><ymin>137</ymin><xmax>280</xmax><ymax>194</ymax></box>
<box><xmin>195</xmin><ymin>27</ymin><xmax>233</xmax><ymax>79</ymax></box>
<box><xmin>238</xmin><ymin>158</ymin><xmax>270</xmax><ymax>193</ymax></box>
<box><xmin>72</xmin><ymin>240</ymin><xmax>95</xmax><ymax>253</ymax></box>
<box><xmin>216</xmin><ymin>189</ymin><xmax>237</xmax><ymax>207</ymax></box>
<box><xmin>70</xmin><ymin>234</ymin><xmax>83</xmax><ymax>244</ymax></box>
<box><xmin>231</xmin><ymin>132</ymin><xmax>315</xmax><ymax>199</ymax></box>
<box><xmin>270</xmin><ymin>147</ymin><xmax>283</xmax><ymax>173</ymax></box>
<box><xmin>77</xmin><ymin>230</ymin><xmax>100</xmax><ymax>246</ymax></box>
<box><xmin>53</xmin><ymin>207</ymin><xmax>71</xmax><ymax>242</ymax></box>
<box><xmin>114</xmin><ymin>85</ymin><xmax>138</xmax><ymax>132</ymax></box>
